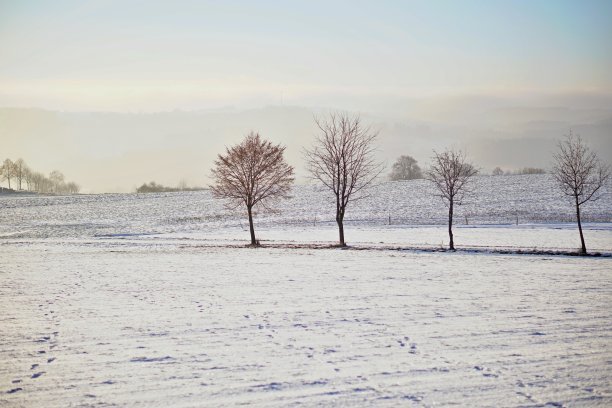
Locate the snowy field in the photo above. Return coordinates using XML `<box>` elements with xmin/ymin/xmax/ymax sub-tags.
<box><xmin>1</xmin><ymin>175</ymin><xmax>612</xmax><ymax>406</ymax></box>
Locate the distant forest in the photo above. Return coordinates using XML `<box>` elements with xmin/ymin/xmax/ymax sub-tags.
<box><xmin>0</xmin><ymin>158</ymin><xmax>80</xmax><ymax>194</ymax></box>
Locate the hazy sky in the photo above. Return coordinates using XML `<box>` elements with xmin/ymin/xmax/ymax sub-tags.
<box><xmin>1</xmin><ymin>0</ymin><xmax>611</xmax><ymax>111</ymax></box>
<box><xmin>1</xmin><ymin>1</ymin><xmax>611</xmax><ymax>192</ymax></box>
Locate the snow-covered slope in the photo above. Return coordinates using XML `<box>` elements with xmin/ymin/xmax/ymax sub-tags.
<box><xmin>0</xmin><ymin>174</ymin><xmax>610</xmax><ymax>240</ymax></box>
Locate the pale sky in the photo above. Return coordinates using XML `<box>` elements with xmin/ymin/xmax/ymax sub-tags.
<box><xmin>1</xmin><ymin>0</ymin><xmax>611</xmax><ymax>111</ymax></box>
<box><xmin>1</xmin><ymin>1</ymin><xmax>611</xmax><ymax>192</ymax></box>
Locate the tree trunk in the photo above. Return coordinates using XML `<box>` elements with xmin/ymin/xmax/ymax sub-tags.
<box><xmin>336</xmin><ymin>211</ymin><xmax>346</xmax><ymax>247</ymax></box>
<box><xmin>448</xmin><ymin>199</ymin><xmax>455</xmax><ymax>250</ymax></box>
<box><xmin>247</xmin><ymin>206</ymin><xmax>257</xmax><ymax>246</ymax></box>
<box><xmin>575</xmin><ymin>197</ymin><xmax>586</xmax><ymax>255</ymax></box>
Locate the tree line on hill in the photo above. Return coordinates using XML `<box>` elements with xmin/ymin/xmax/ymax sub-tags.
<box><xmin>492</xmin><ymin>166</ymin><xmax>546</xmax><ymax>176</ymax></box>
<box><xmin>0</xmin><ymin>158</ymin><xmax>80</xmax><ymax>194</ymax></box>
<box><xmin>135</xmin><ymin>181</ymin><xmax>204</xmax><ymax>193</ymax></box>
<box><xmin>209</xmin><ymin>113</ymin><xmax>610</xmax><ymax>255</ymax></box>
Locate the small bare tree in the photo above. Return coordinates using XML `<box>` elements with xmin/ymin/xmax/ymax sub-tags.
<box><xmin>210</xmin><ymin>131</ymin><xmax>294</xmax><ymax>246</ymax></box>
<box><xmin>426</xmin><ymin>149</ymin><xmax>478</xmax><ymax>250</ymax></box>
<box><xmin>304</xmin><ymin>112</ymin><xmax>383</xmax><ymax>246</ymax></box>
<box><xmin>552</xmin><ymin>132</ymin><xmax>610</xmax><ymax>254</ymax></box>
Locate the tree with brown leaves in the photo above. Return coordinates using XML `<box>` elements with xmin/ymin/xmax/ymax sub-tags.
<box><xmin>552</xmin><ymin>132</ymin><xmax>610</xmax><ymax>255</ymax></box>
<box><xmin>304</xmin><ymin>113</ymin><xmax>383</xmax><ymax>246</ymax></box>
<box><xmin>426</xmin><ymin>149</ymin><xmax>478</xmax><ymax>250</ymax></box>
<box><xmin>210</xmin><ymin>132</ymin><xmax>294</xmax><ymax>246</ymax></box>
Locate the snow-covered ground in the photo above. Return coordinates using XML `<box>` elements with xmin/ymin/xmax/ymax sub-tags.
<box><xmin>1</xmin><ymin>175</ymin><xmax>611</xmax><ymax>406</ymax></box>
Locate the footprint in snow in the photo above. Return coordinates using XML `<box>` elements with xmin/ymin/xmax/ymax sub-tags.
<box><xmin>31</xmin><ymin>372</ymin><xmax>44</xmax><ymax>379</ymax></box>
<box><xmin>6</xmin><ymin>388</ymin><xmax>23</xmax><ymax>394</ymax></box>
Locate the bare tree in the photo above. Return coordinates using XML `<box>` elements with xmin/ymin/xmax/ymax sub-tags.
<box><xmin>426</xmin><ymin>149</ymin><xmax>478</xmax><ymax>250</ymax></box>
<box><xmin>304</xmin><ymin>112</ymin><xmax>383</xmax><ymax>246</ymax></box>
<box><xmin>49</xmin><ymin>170</ymin><xmax>65</xmax><ymax>194</ymax></box>
<box><xmin>492</xmin><ymin>166</ymin><xmax>504</xmax><ymax>176</ymax></box>
<box><xmin>177</xmin><ymin>179</ymin><xmax>188</xmax><ymax>191</ymax></box>
<box><xmin>210</xmin><ymin>131</ymin><xmax>294</xmax><ymax>246</ymax></box>
<box><xmin>552</xmin><ymin>132</ymin><xmax>610</xmax><ymax>254</ymax></box>
<box><xmin>14</xmin><ymin>158</ymin><xmax>28</xmax><ymax>190</ymax></box>
<box><xmin>23</xmin><ymin>167</ymin><xmax>33</xmax><ymax>191</ymax></box>
<box><xmin>1</xmin><ymin>158</ymin><xmax>16</xmax><ymax>189</ymax></box>
<box><xmin>66</xmin><ymin>182</ymin><xmax>80</xmax><ymax>194</ymax></box>
<box><xmin>389</xmin><ymin>155</ymin><xmax>423</xmax><ymax>180</ymax></box>
<box><xmin>29</xmin><ymin>172</ymin><xmax>45</xmax><ymax>193</ymax></box>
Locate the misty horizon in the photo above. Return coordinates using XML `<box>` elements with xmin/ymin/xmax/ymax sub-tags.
<box><xmin>2</xmin><ymin>95</ymin><xmax>612</xmax><ymax>193</ymax></box>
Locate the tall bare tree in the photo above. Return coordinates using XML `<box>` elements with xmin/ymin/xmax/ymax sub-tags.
<box><xmin>304</xmin><ymin>113</ymin><xmax>383</xmax><ymax>246</ymax></box>
<box><xmin>210</xmin><ymin>132</ymin><xmax>294</xmax><ymax>246</ymax></box>
<box><xmin>389</xmin><ymin>155</ymin><xmax>423</xmax><ymax>181</ymax></box>
<box><xmin>426</xmin><ymin>149</ymin><xmax>478</xmax><ymax>250</ymax></box>
<box><xmin>1</xmin><ymin>159</ymin><xmax>16</xmax><ymax>189</ymax></box>
<box><xmin>552</xmin><ymin>132</ymin><xmax>610</xmax><ymax>254</ymax></box>
<box><xmin>14</xmin><ymin>158</ymin><xmax>28</xmax><ymax>190</ymax></box>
